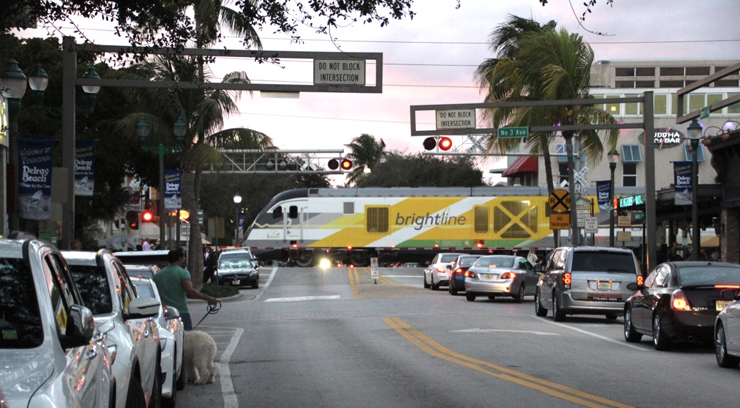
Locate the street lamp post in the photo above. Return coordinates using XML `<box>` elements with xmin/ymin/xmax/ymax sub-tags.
<box><xmin>138</xmin><ymin>115</ymin><xmax>185</xmax><ymax>249</ymax></box>
<box><xmin>1</xmin><ymin>59</ymin><xmax>28</xmax><ymax>234</ymax></box>
<box><xmin>233</xmin><ymin>193</ymin><xmax>242</xmax><ymax>246</ymax></box>
<box><xmin>608</xmin><ymin>150</ymin><xmax>619</xmax><ymax>247</ymax></box>
<box><xmin>687</xmin><ymin>119</ymin><xmax>702</xmax><ymax>260</ymax></box>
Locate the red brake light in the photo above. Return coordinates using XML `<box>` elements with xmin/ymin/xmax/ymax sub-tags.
<box><xmin>715</xmin><ymin>285</ymin><xmax>740</xmax><ymax>289</ymax></box>
<box><xmin>501</xmin><ymin>272</ymin><xmax>515</xmax><ymax>280</ymax></box>
<box><xmin>436</xmin><ymin>266</ymin><xmax>445</xmax><ymax>273</ymax></box>
<box><xmin>455</xmin><ymin>268</ymin><xmax>463</xmax><ymax>274</ymax></box>
<box><xmin>465</xmin><ymin>271</ymin><xmax>476</xmax><ymax>279</ymax></box>
<box><xmin>562</xmin><ymin>272</ymin><xmax>571</xmax><ymax>288</ymax></box>
<box><xmin>670</xmin><ymin>289</ymin><xmax>691</xmax><ymax>311</ymax></box>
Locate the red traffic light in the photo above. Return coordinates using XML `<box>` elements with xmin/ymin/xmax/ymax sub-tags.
<box><xmin>423</xmin><ymin>137</ymin><xmax>437</xmax><ymax>151</ymax></box>
<box><xmin>328</xmin><ymin>159</ymin><xmax>339</xmax><ymax>170</ymax></box>
<box><xmin>142</xmin><ymin>210</ymin><xmax>154</xmax><ymax>222</ymax></box>
<box><xmin>341</xmin><ymin>159</ymin><xmax>353</xmax><ymax>170</ymax></box>
<box><xmin>126</xmin><ymin>210</ymin><xmax>139</xmax><ymax>230</ymax></box>
<box><xmin>438</xmin><ymin>137</ymin><xmax>453</xmax><ymax>151</ymax></box>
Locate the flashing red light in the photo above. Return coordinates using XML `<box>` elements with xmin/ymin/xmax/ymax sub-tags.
<box><xmin>142</xmin><ymin>210</ymin><xmax>154</xmax><ymax>222</ymax></box>
<box><xmin>341</xmin><ymin>159</ymin><xmax>353</xmax><ymax>170</ymax></box>
<box><xmin>438</xmin><ymin>137</ymin><xmax>453</xmax><ymax>151</ymax></box>
<box><xmin>347</xmin><ymin>245</ymin><xmax>353</xmax><ymax>250</ymax></box>
<box><xmin>637</xmin><ymin>275</ymin><xmax>644</xmax><ymax>286</ymax></box>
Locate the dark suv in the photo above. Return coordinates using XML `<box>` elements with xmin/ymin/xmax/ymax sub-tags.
<box><xmin>535</xmin><ymin>246</ymin><xmax>640</xmax><ymax>322</ymax></box>
<box><xmin>216</xmin><ymin>249</ymin><xmax>259</xmax><ymax>288</ymax></box>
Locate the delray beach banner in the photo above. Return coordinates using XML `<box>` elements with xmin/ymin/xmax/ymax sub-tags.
<box><xmin>164</xmin><ymin>170</ymin><xmax>182</xmax><ymax>210</ymax></box>
<box><xmin>19</xmin><ymin>138</ymin><xmax>53</xmax><ymax>220</ymax></box>
<box><xmin>596</xmin><ymin>180</ymin><xmax>611</xmax><ymax>211</ymax></box>
<box><xmin>674</xmin><ymin>161</ymin><xmax>693</xmax><ymax>205</ymax></box>
<box><xmin>75</xmin><ymin>139</ymin><xmax>95</xmax><ymax>196</ymax></box>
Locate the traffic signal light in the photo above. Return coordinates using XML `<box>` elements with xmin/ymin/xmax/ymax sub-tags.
<box><xmin>179</xmin><ymin>210</ymin><xmax>190</xmax><ymax>222</ymax></box>
<box><xmin>423</xmin><ymin>137</ymin><xmax>453</xmax><ymax>151</ymax></box>
<box><xmin>328</xmin><ymin>158</ymin><xmax>339</xmax><ymax>170</ymax></box>
<box><xmin>341</xmin><ymin>159</ymin><xmax>352</xmax><ymax>170</ymax></box>
<box><xmin>126</xmin><ymin>210</ymin><xmax>140</xmax><ymax>230</ymax></box>
<box><xmin>142</xmin><ymin>210</ymin><xmax>154</xmax><ymax>222</ymax></box>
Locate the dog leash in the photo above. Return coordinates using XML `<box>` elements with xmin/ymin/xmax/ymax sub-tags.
<box><xmin>193</xmin><ymin>300</ymin><xmax>222</xmax><ymax>329</ymax></box>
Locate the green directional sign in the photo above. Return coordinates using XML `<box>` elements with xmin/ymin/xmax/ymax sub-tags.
<box><xmin>700</xmin><ymin>106</ymin><xmax>710</xmax><ymax>119</ymax></box>
<box><xmin>498</xmin><ymin>127</ymin><xmax>529</xmax><ymax>138</ymax></box>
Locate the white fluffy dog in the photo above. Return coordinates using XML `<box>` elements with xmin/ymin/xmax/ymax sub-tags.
<box><xmin>182</xmin><ymin>330</ymin><xmax>219</xmax><ymax>385</ymax></box>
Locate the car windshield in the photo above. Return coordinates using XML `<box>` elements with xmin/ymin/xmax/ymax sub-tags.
<box><xmin>132</xmin><ymin>280</ymin><xmax>155</xmax><ymax>299</ymax></box>
<box><xmin>475</xmin><ymin>256</ymin><xmax>515</xmax><ymax>268</ymax></box>
<box><xmin>219</xmin><ymin>259</ymin><xmax>253</xmax><ymax>269</ymax></box>
<box><xmin>440</xmin><ymin>254</ymin><xmax>459</xmax><ymax>263</ymax></box>
<box><xmin>69</xmin><ymin>265</ymin><xmax>113</xmax><ymax>315</ymax></box>
<box><xmin>677</xmin><ymin>266</ymin><xmax>740</xmax><ymax>287</ymax></box>
<box><xmin>0</xmin><ymin>258</ymin><xmax>43</xmax><ymax>349</ymax></box>
<box><xmin>571</xmin><ymin>252</ymin><xmax>636</xmax><ymax>273</ymax></box>
<box><xmin>457</xmin><ymin>256</ymin><xmax>480</xmax><ymax>267</ymax></box>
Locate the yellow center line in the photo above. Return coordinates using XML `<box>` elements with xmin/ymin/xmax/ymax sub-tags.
<box><xmin>348</xmin><ymin>269</ymin><xmax>359</xmax><ymax>298</ymax></box>
<box><xmin>384</xmin><ymin>317</ymin><xmax>634</xmax><ymax>408</ymax></box>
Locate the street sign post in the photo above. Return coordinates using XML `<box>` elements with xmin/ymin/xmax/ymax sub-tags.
<box><xmin>370</xmin><ymin>257</ymin><xmax>379</xmax><ymax>284</ymax></box>
<box><xmin>498</xmin><ymin>127</ymin><xmax>529</xmax><ymax>138</ymax></box>
<box><xmin>585</xmin><ymin>217</ymin><xmax>598</xmax><ymax>234</ymax></box>
<box><xmin>550</xmin><ymin>213</ymin><xmax>570</xmax><ymax>230</ymax></box>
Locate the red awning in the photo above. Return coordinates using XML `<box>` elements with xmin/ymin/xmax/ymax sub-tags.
<box><xmin>502</xmin><ymin>156</ymin><xmax>538</xmax><ymax>177</ymax></box>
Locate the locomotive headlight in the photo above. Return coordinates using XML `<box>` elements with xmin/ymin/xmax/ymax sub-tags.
<box><xmin>319</xmin><ymin>258</ymin><xmax>332</xmax><ymax>270</ymax></box>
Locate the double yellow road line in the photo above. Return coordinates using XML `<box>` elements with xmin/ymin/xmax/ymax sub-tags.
<box><xmin>384</xmin><ymin>317</ymin><xmax>633</xmax><ymax>408</ymax></box>
<box><xmin>348</xmin><ymin>267</ymin><xmax>395</xmax><ymax>298</ymax></box>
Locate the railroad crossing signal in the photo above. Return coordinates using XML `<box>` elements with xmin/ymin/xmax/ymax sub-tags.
<box><xmin>549</xmin><ymin>189</ymin><xmax>570</xmax><ymax>213</ymax></box>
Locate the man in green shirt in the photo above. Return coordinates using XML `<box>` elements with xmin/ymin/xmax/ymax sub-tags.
<box><xmin>153</xmin><ymin>248</ymin><xmax>217</xmax><ymax>330</ymax></box>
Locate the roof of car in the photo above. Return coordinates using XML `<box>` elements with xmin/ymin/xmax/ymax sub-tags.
<box><xmin>61</xmin><ymin>249</ymin><xmax>113</xmax><ymax>265</ymax></box>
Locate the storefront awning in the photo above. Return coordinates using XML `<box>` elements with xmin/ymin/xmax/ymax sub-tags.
<box><xmin>502</xmin><ymin>156</ymin><xmax>538</xmax><ymax>177</ymax></box>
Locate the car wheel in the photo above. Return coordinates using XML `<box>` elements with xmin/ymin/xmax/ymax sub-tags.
<box><xmin>552</xmin><ymin>292</ymin><xmax>566</xmax><ymax>322</ymax></box>
<box><xmin>163</xmin><ymin>356</ymin><xmax>178</xmax><ymax>408</ymax></box>
<box><xmin>623</xmin><ymin>307</ymin><xmax>642</xmax><ymax>343</ymax></box>
<box><xmin>652</xmin><ymin>313</ymin><xmax>672</xmax><ymax>351</ymax></box>
<box><xmin>716</xmin><ymin>323</ymin><xmax>740</xmax><ymax>368</ymax></box>
<box><xmin>251</xmin><ymin>280</ymin><xmax>259</xmax><ymax>289</ymax></box>
<box><xmin>466</xmin><ymin>294</ymin><xmax>476</xmax><ymax>302</ymax></box>
<box><xmin>423</xmin><ymin>273</ymin><xmax>430</xmax><ymax>289</ymax></box>
<box><xmin>431</xmin><ymin>277</ymin><xmax>439</xmax><ymax>291</ymax></box>
<box><xmin>513</xmin><ymin>285</ymin><xmax>525</xmax><ymax>303</ymax></box>
<box><xmin>125</xmin><ymin>376</ymin><xmax>147</xmax><ymax>408</ymax></box>
<box><xmin>449</xmin><ymin>280</ymin><xmax>458</xmax><ymax>296</ymax></box>
<box><xmin>176</xmin><ymin>366</ymin><xmax>186</xmax><ymax>391</ymax></box>
<box><xmin>535</xmin><ymin>288</ymin><xmax>548</xmax><ymax>317</ymax></box>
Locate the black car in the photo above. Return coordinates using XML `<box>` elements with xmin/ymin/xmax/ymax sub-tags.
<box><xmin>216</xmin><ymin>250</ymin><xmax>259</xmax><ymax>288</ymax></box>
<box><xmin>624</xmin><ymin>261</ymin><xmax>740</xmax><ymax>350</ymax></box>
<box><xmin>448</xmin><ymin>254</ymin><xmax>481</xmax><ymax>296</ymax></box>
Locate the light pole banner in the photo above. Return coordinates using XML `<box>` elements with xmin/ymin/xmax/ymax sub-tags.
<box><xmin>674</xmin><ymin>161</ymin><xmax>693</xmax><ymax>205</ymax></box>
<box><xmin>75</xmin><ymin>139</ymin><xmax>95</xmax><ymax>196</ymax></box>
<box><xmin>164</xmin><ymin>170</ymin><xmax>182</xmax><ymax>210</ymax></box>
<box><xmin>596</xmin><ymin>180</ymin><xmax>611</xmax><ymax>211</ymax></box>
<box><xmin>19</xmin><ymin>138</ymin><xmax>54</xmax><ymax>220</ymax></box>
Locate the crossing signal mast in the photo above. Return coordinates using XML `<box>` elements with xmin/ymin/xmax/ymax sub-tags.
<box><xmin>327</xmin><ymin>158</ymin><xmax>353</xmax><ymax>171</ymax></box>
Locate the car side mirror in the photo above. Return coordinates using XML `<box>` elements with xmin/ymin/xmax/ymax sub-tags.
<box><xmin>126</xmin><ymin>297</ymin><xmax>160</xmax><ymax>320</ymax></box>
<box><xmin>164</xmin><ymin>306</ymin><xmax>180</xmax><ymax>320</ymax></box>
<box><xmin>61</xmin><ymin>304</ymin><xmax>95</xmax><ymax>349</ymax></box>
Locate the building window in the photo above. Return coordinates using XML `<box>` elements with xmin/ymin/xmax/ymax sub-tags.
<box><xmin>616</xmin><ymin>81</ymin><xmax>635</xmax><ymax>88</ymax></box>
<box><xmin>689</xmin><ymin>93</ymin><xmax>705</xmax><ymax>112</ymax></box>
<box><xmin>558</xmin><ymin>163</ymin><xmax>568</xmax><ymax>185</ymax></box>
<box><xmin>636</xmin><ymin>80</ymin><xmax>655</xmax><ymax>88</ymax></box>
<box><xmin>474</xmin><ymin>206</ymin><xmax>488</xmax><ymax>234</ymax></box>
<box><xmin>671</xmin><ymin>93</ymin><xmax>689</xmax><ymax>115</ymax></box>
<box><xmin>707</xmin><ymin>94</ymin><xmax>723</xmax><ymax>109</ymax></box>
<box><xmin>729</xmin><ymin>93</ymin><xmax>740</xmax><ymax>114</ymax></box>
<box><xmin>661</xmin><ymin>67</ymin><xmax>684</xmax><ymax>76</ymax></box>
<box><xmin>366</xmin><ymin>207</ymin><xmax>388</xmax><ymax>233</ymax></box>
<box><xmin>716</xmin><ymin>79</ymin><xmax>739</xmax><ymax>87</ymax></box>
<box><xmin>615</xmin><ymin>68</ymin><xmax>636</xmax><ymax>77</ymax></box>
<box><xmin>686</xmin><ymin>66</ymin><xmax>710</xmax><ymax>76</ymax></box>
<box><xmin>683</xmin><ymin>144</ymin><xmax>706</xmax><ymax>162</ymax></box>
<box><xmin>661</xmin><ymin>80</ymin><xmax>684</xmax><ymax>88</ymax></box>
<box><xmin>654</xmin><ymin>94</ymin><xmax>668</xmax><ymax>115</ymax></box>
<box><xmin>556</xmin><ymin>144</ymin><xmax>567</xmax><ymax>163</ymax></box>
<box><xmin>636</xmin><ymin>67</ymin><xmax>655</xmax><ymax>76</ymax></box>
<box><xmin>625</xmin><ymin>94</ymin><xmax>640</xmax><ymax>115</ymax></box>
<box><xmin>621</xmin><ymin>145</ymin><xmax>643</xmax><ymax>162</ymax></box>
<box><xmin>623</xmin><ymin>163</ymin><xmax>637</xmax><ymax>187</ymax></box>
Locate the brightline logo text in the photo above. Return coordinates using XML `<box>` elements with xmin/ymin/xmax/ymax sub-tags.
<box><xmin>395</xmin><ymin>209</ymin><xmax>466</xmax><ymax>230</ymax></box>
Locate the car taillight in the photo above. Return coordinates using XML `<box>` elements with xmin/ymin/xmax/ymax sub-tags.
<box><xmin>562</xmin><ymin>272</ymin><xmax>571</xmax><ymax>289</ymax></box>
<box><xmin>437</xmin><ymin>266</ymin><xmax>446</xmax><ymax>273</ymax></box>
<box><xmin>715</xmin><ymin>285</ymin><xmax>740</xmax><ymax>289</ymax></box>
<box><xmin>455</xmin><ymin>268</ymin><xmax>463</xmax><ymax>275</ymax></box>
<box><xmin>501</xmin><ymin>272</ymin><xmax>515</xmax><ymax>280</ymax></box>
<box><xmin>671</xmin><ymin>289</ymin><xmax>691</xmax><ymax>311</ymax></box>
<box><xmin>465</xmin><ymin>271</ymin><xmax>476</xmax><ymax>279</ymax></box>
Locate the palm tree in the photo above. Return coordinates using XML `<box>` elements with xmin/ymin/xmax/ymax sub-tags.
<box><xmin>120</xmin><ymin>54</ymin><xmax>273</xmax><ymax>284</ymax></box>
<box><xmin>476</xmin><ymin>20</ymin><xmax>618</xmax><ymax>245</ymax></box>
<box><xmin>345</xmin><ymin>134</ymin><xmax>386</xmax><ymax>186</ymax></box>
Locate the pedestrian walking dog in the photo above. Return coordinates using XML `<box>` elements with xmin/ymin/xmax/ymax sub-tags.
<box><xmin>182</xmin><ymin>330</ymin><xmax>219</xmax><ymax>385</ymax></box>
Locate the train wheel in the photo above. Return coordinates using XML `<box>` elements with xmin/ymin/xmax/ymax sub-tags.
<box><xmin>349</xmin><ymin>251</ymin><xmax>370</xmax><ymax>267</ymax></box>
<box><xmin>294</xmin><ymin>250</ymin><xmax>314</xmax><ymax>267</ymax></box>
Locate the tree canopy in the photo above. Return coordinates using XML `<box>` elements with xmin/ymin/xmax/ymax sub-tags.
<box><xmin>356</xmin><ymin>153</ymin><xmax>484</xmax><ymax>188</ymax></box>
<box><xmin>4</xmin><ymin>0</ymin><xmax>417</xmax><ymax>48</ymax></box>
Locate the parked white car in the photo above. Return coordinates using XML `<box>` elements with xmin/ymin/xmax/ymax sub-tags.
<box><xmin>0</xmin><ymin>239</ymin><xmax>113</xmax><ymax>408</ymax></box>
<box><xmin>63</xmin><ymin>250</ymin><xmax>162</xmax><ymax>408</ymax></box>
<box><xmin>130</xmin><ymin>275</ymin><xmax>185</xmax><ymax>407</ymax></box>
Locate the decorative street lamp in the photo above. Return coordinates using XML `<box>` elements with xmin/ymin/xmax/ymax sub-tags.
<box><xmin>608</xmin><ymin>150</ymin><xmax>620</xmax><ymax>247</ymax></box>
<box><xmin>1</xmin><ymin>59</ymin><xmax>27</xmax><ymax>234</ymax></box>
<box><xmin>687</xmin><ymin>119</ymin><xmax>703</xmax><ymax>260</ymax></box>
<box><xmin>139</xmin><ymin>114</ymin><xmax>185</xmax><ymax>248</ymax></box>
<box><xmin>233</xmin><ymin>193</ymin><xmax>242</xmax><ymax>246</ymax></box>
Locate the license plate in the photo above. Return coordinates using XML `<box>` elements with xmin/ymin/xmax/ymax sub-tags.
<box><xmin>597</xmin><ymin>281</ymin><xmax>611</xmax><ymax>290</ymax></box>
<box><xmin>231</xmin><ymin>279</ymin><xmax>241</xmax><ymax>285</ymax></box>
<box><xmin>716</xmin><ymin>300</ymin><xmax>732</xmax><ymax>311</ymax></box>
<box><xmin>482</xmin><ymin>274</ymin><xmax>497</xmax><ymax>281</ymax></box>
<box><xmin>588</xmin><ymin>294</ymin><xmax>621</xmax><ymax>301</ymax></box>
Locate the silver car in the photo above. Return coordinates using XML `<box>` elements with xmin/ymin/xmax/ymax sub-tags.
<box><xmin>536</xmin><ymin>246</ymin><xmax>640</xmax><ymax>322</ymax></box>
<box><xmin>64</xmin><ymin>250</ymin><xmax>162</xmax><ymax>408</ymax></box>
<box><xmin>424</xmin><ymin>253</ymin><xmax>464</xmax><ymax>290</ymax></box>
<box><xmin>130</xmin><ymin>276</ymin><xmax>185</xmax><ymax>407</ymax></box>
<box><xmin>464</xmin><ymin>255</ymin><xmax>539</xmax><ymax>302</ymax></box>
<box><xmin>0</xmin><ymin>239</ymin><xmax>113</xmax><ymax>408</ymax></box>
